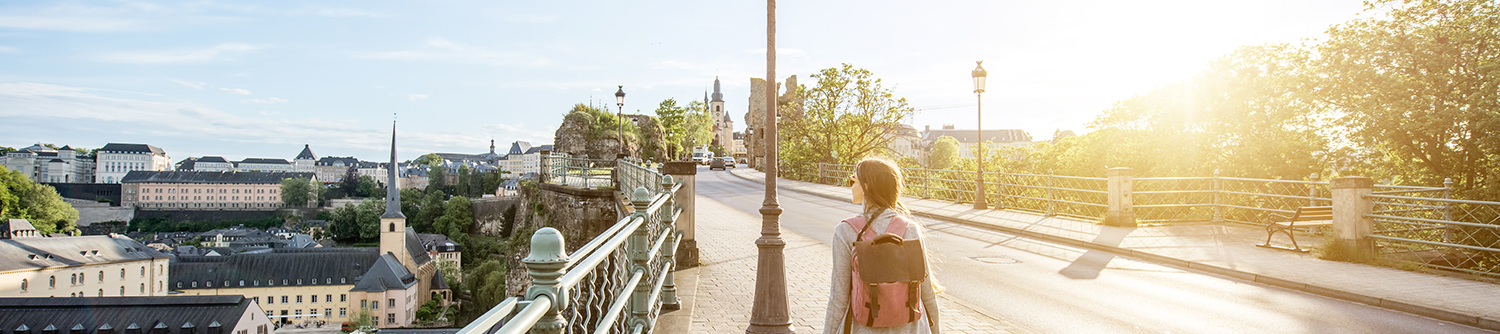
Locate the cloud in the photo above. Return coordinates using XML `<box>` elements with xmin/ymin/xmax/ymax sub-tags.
<box><xmin>399</xmin><ymin>94</ymin><xmax>427</xmax><ymax>101</ymax></box>
<box><xmin>98</xmin><ymin>43</ymin><xmax>256</xmax><ymax>64</ymax></box>
<box><xmin>240</xmin><ymin>97</ymin><xmax>286</xmax><ymax>104</ymax></box>
<box><xmin>353</xmin><ymin>37</ymin><xmax>549</xmax><ymax>67</ymax></box>
<box><xmin>286</xmin><ymin>7</ymin><xmax>392</xmax><ymax>18</ymax></box>
<box><xmin>0</xmin><ymin>15</ymin><xmax>144</xmax><ymax>32</ymax></box>
<box><xmin>0</xmin><ymin>46</ymin><xmax>17</xmax><ymax>54</ymax></box>
<box><xmin>481</xmin><ymin>122</ymin><xmax>555</xmax><ymax>144</ymax></box>
<box><xmin>168</xmin><ymin>78</ymin><xmax>205</xmax><ymax>89</ymax></box>
<box><xmin>501</xmin><ymin>13</ymin><xmax>557</xmax><ymax>23</ymax></box>
<box><xmin>219</xmin><ymin>87</ymin><xmax>252</xmax><ymax>95</ymax></box>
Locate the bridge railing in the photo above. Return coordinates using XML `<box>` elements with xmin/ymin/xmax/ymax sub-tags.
<box><xmin>1365</xmin><ymin>188</ymin><xmax>1500</xmax><ymax>278</ymax></box>
<box><xmin>807</xmin><ymin>163</ymin><xmax>1109</xmax><ymax>221</ymax></box>
<box><xmin>541</xmin><ymin>156</ymin><xmax>616</xmax><ymax>190</ymax></box>
<box><xmin>618</xmin><ymin>158</ymin><xmax>665</xmax><ymax>194</ymax></box>
<box><xmin>457</xmin><ymin>177</ymin><xmax>684</xmax><ymax>334</ymax></box>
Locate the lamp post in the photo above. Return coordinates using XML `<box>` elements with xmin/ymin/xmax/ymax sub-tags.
<box><xmin>972</xmin><ymin>61</ymin><xmax>988</xmax><ymax>210</ymax></box>
<box><xmin>747</xmin><ymin>0</ymin><xmax>793</xmax><ymax>332</ymax></box>
<box><xmin>615</xmin><ymin>85</ymin><xmax>627</xmax><ymax>159</ymax></box>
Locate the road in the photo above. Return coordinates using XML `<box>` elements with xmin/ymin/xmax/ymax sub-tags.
<box><xmin>693</xmin><ymin>167</ymin><xmax>1495</xmax><ymax>334</ymax></box>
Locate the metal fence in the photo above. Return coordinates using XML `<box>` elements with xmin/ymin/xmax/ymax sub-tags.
<box><xmin>1366</xmin><ymin>190</ymin><xmax>1500</xmax><ymax>277</ymax></box>
<box><xmin>800</xmin><ymin>164</ymin><xmax>1108</xmax><ymax>221</ymax></box>
<box><xmin>458</xmin><ymin>170</ymin><xmax>684</xmax><ymax>334</ymax></box>
<box><xmin>618</xmin><ymin>158</ymin><xmax>666</xmax><ymax>195</ymax></box>
<box><xmin>542</xmin><ymin>156</ymin><xmax>617</xmax><ymax>190</ymax></box>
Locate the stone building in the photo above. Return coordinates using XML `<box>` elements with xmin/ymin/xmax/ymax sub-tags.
<box><xmin>119</xmin><ymin>171</ymin><xmax>317</xmax><ymax>210</ymax></box>
<box><xmin>0</xmin><ymin>234</ymin><xmax>171</xmax><ymax>298</ymax></box>
<box><xmin>315</xmin><ymin>157</ymin><xmax>360</xmax><ymax>184</ymax></box>
<box><xmin>193</xmin><ymin>157</ymin><xmax>235</xmax><ymax>172</ymax></box>
<box><xmin>2</xmin><ymin>144</ymin><xmax>95</xmax><ymax>183</ymax></box>
<box><xmin>96</xmin><ymin>143</ymin><xmax>171</xmax><ymax>184</ymax></box>
<box><xmin>744</xmin><ymin>76</ymin><xmax>802</xmax><ymax>169</ymax></box>
<box><xmin>169</xmin><ymin>124</ymin><xmax>450</xmax><ymax>328</ymax></box>
<box><xmin>294</xmin><ymin>145</ymin><xmax>318</xmax><ymax>173</ymax></box>
<box><xmin>237</xmin><ymin>159</ymin><xmax>294</xmax><ymax>173</ymax></box>
<box><xmin>707</xmin><ymin>77</ymin><xmax>734</xmax><ymax>153</ymax></box>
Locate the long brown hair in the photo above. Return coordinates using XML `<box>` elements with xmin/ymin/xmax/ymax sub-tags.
<box><xmin>855</xmin><ymin>156</ymin><xmax>909</xmax><ymax>218</ymax></box>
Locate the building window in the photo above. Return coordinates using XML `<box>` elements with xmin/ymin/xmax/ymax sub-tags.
<box><xmin>296</xmin><ymin>295</ymin><xmax>303</xmax><ymax>303</ymax></box>
<box><xmin>267</xmin><ymin>296</ymin><xmax>274</xmax><ymax>304</ymax></box>
<box><xmin>119</xmin><ymin>286</ymin><xmax>124</xmax><ymax>295</ymax></box>
<box><xmin>297</xmin><ymin>279</ymin><xmax>302</xmax><ymax>285</ymax></box>
<box><xmin>327</xmin><ymin>294</ymin><xmax>333</xmax><ymax>302</ymax></box>
<box><xmin>325</xmin><ymin>308</ymin><xmax>333</xmax><ymax>319</ymax></box>
<box><xmin>140</xmin><ymin>283</ymin><xmax>145</xmax><ymax>294</ymax></box>
<box><xmin>340</xmin><ymin>294</ymin><xmax>347</xmax><ymax>302</ymax></box>
<box><xmin>72</xmin><ymin>273</ymin><xmax>77</xmax><ymax>285</ymax></box>
<box><xmin>282</xmin><ymin>279</ymin><xmax>288</xmax><ymax>285</ymax></box>
<box><xmin>281</xmin><ymin>296</ymin><xmax>288</xmax><ymax>304</ymax></box>
<box><xmin>49</xmin><ymin>276</ymin><xmax>55</xmax><ymax>288</ymax></box>
<box><xmin>361</xmin><ymin>300</ymin><xmax>366</xmax><ymax>309</ymax></box>
<box><xmin>254</xmin><ymin>280</ymin><xmax>260</xmax><ymax>286</ymax></box>
<box><xmin>120</xmin><ymin>269</ymin><xmax>126</xmax><ymax>279</ymax></box>
<box><xmin>295</xmin><ymin>309</ymin><xmax>302</xmax><ymax>319</ymax></box>
<box><xmin>98</xmin><ymin>271</ymin><xmax>103</xmax><ymax>282</ymax></box>
<box><xmin>388</xmin><ymin>299</ymin><xmax>395</xmax><ymax>308</ymax></box>
<box><xmin>326</xmin><ymin>278</ymin><xmax>332</xmax><ymax>284</ymax></box>
<box><xmin>239</xmin><ymin>280</ymin><xmax>245</xmax><ymax>287</ymax></box>
<box><xmin>191</xmin><ymin>281</ymin><xmax>197</xmax><ymax>288</ymax></box>
<box><xmin>20</xmin><ymin>279</ymin><xmax>27</xmax><ymax>292</ymax></box>
<box><xmin>206</xmin><ymin>281</ymin><xmax>212</xmax><ymax>287</ymax></box>
<box><xmin>177</xmin><ymin>282</ymin><xmax>182</xmax><ymax>289</ymax></box>
<box><xmin>387</xmin><ymin>314</ymin><xmax>395</xmax><ymax>325</ymax></box>
<box><xmin>339</xmin><ymin>308</ymin><xmax>347</xmax><ymax>317</ymax></box>
<box><xmin>141</xmin><ymin>266</ymin><xmax>146</xmax><ymax>277</ymax></box>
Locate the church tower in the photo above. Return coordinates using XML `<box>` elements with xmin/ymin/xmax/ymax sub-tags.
<box><xmin>380</xmin><ymin>121</ymin><xmax>412</xmax><ymax>270</ymax></box>
<box><xmin>710</xmin><ymin>77</ymin><xmax>727</xmax><ymax>148</ymax></box>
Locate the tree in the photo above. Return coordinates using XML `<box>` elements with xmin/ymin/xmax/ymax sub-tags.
<box><xmin>0</xmin><ymin>166</ymin><xmax>78</xmax><ymax>234</ymax></box>
<box><xmin>462</xmin><ymin>260</ymin><xmax>509</xmax><ymax>325</ymax></box>
<box><xmin>681</xmin><ymin>100</ymin><xmax>715</xmax><ymax>155</ymax></box>
<box><xmin>415</xmin><ymin>153</ymin><xmax>444</xmax><ymax>168</ymax></box>
<box><xmin>329</xmin><ymin>203</ymin><xmax>361</xmax><ymax>242</ymax></box>
<box><xmin>356</xmin><ymin>176</ymin><xmax>383</xmax><ymax>199</ymax></box>
<box><xmin>417</xmin><ymin>191</ymin><xmax>445</xmax><ymax>233</ymax></box>
<box><xmin>341</xmin><ymin>166</ymin><xmax>360</xmax><ymax>195</ymax></box>
<box><xmin>279</xmin><ymin>177</ymin><xmax>313</xmax><ymax>207</ymax></box>
<box><xmin>778</xmin><ymin>64</ymin><xmax>915</xmax><ymax>167</ymax></box>
<box><xmin>400</xmin><ymin>188</ymin><xmax>424</xmax><ymax>230</ymax></box>
<box><xmin>454</xmin><ymin>165</ymin><xmax>471</xmax><ymax>198</ymax></box>
<box><xmin>655</xmin><ymin>98</ymin><xmax>688</xmax><ymax>158</ymax></box>
<box><xmin>427</xmin><ymin>166</ymin><xmax>449</xmax><ymax>196</ymax></box>
<box><xmin>356</xmin><ymin>198</ymin><xmax>382</xmax><ymax>240</ymax></box>
<box><xmin>929</xmin><ymin>136</ymin><xmax>960</xmax><ymax>170</ymax></box>
<box><xmin>1314</xmin><ymin>0</ymin><xmax>1499</xmax><ymax>195</ymax></box>
<box><xmin>432</xmin><ymin>196</ymin><xmax>473</xmax><ymax>243</ymax></box>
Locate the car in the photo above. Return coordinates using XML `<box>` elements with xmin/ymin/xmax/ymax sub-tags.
<box><xmin>718</xmin><ymin>157</ymin><xmax>736</xmax><ymax>168</ymax></box>
<box><xmin>709</xmin><ymin>157</ymin><xmax>728</xmax><ymax>170</ymax></box>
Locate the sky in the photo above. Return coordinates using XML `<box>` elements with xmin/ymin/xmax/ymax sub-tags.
<box><xmin>0</xmin><ymin>0</ymin><xmax>1373</xmax><ymax>162</ymax></box>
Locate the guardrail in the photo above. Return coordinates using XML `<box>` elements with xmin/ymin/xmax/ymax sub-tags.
<box><xmin>1365</xmin><ymin>193</ymin><xmax>1500</xmax><ymax>277</ymax></box>
<box><xmin>541</xmin><ymin>156</ymin><xmax>616</xmax><ymax>190</ymax></box>
<box><xmin>618</xmin><ymin>158</ymin><xmax>665</xmax><ymax>195</ymax></box>
<box><xmin>457</xmin><ymin>176</ymin><xmax>684</xmax><ymax>334</ymax></box>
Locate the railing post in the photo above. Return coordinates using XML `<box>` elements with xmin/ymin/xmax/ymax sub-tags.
<box><xmin>1212</xmin><ymin>170</ymin><xmax>1223</xmax><ymax>224</ymax></box>
<box><xmin>1309</xmin><ymin>173</ymin><xmax>1319</xmax><ymax>207</ymax></box>
<box><xmin>1331</xmin><ymin>177</ymin><xmax>1375</xmax><ymax>259</ymax></box>
<box><xmin>628</xmin><ymin>187</ymin><xmax>653</xmax><ymax>331</ymax></box>
<box><xmin>1443</xmin><ymin>177</ymin><xmax>1454</xmax><ymax>244</ymax></box>
<box><xmin>1047</xmin><ymin>169</ymin><xmax>1057</xmax><ymax>217</ymax></box>
<box><xmin>659</xmin><ymin>176</ymin><xmax>681</xmax><ymax>310</ymax></box>
<box><xmin>1105</xmin><ymin>167</ymin><xmax>1135</xmax><ymax>227</ymax></box>
<box><xmin>524</xmin><ymin>228</ymin><xmax>569</xmax><ymax>334</ymax></box>
<box><xmin>661</xmin><ymin>161</ymin><xmax>699</xmax><ymax>269</ymax></box>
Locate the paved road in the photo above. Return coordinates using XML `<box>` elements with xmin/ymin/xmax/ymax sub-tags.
<box><xmin>695</xmin><ymin>167</ymin><xmax>1495</xmax><ymax>334</ymax></box>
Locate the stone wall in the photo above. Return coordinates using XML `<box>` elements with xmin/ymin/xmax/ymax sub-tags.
<box><xmin>502</xmin><ymin>181</ymin><xmax>623</xmax><ymax>297</ymax></box>
<box><xmin>471</xmin><ymin>195</ymin><xmax>519</xmax><ymax>236</ymax></box>
<box><xmin>745</xmin><ymin>75</ymin><xmax>802</xmax><ymax>170</ymax></box>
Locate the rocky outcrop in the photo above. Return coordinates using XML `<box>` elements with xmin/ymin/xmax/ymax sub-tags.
<box><xmin>502</xmin><ymin>180</ymin><xmax>621</xmax><ymax>297</ymax></box>
<box><xmin>552</xmin><ymin>104</ymin><xmax>668</xmax><ymax>161</ymax></box>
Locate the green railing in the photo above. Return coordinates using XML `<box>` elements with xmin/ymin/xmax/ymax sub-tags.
<box><xmin>542</xmin><ymin>156</ymin><xmax>616</xmax><ymax>190</ymax></box>
<box><xmin>457</xmin><ymin>175</ymin><xmax>684</xmax><ymax>334</ymax></box>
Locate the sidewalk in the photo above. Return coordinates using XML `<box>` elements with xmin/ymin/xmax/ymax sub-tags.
<box><xmin>665</xmin><ymin>188</ymin><xmax>1034</xmax><ymax>333</ymax></box>
<box><xmin>726</xmin><ymin>168</ymin><xmax>1500</xmax><ymax>332</ymax></box>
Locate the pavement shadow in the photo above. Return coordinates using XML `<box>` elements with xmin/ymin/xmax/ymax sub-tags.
<box><xmin>1058</xmin><ymin>225</ymin><xmax>1134</xmax><ymax>280</ymax></box>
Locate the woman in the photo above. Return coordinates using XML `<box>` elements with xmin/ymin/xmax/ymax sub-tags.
<box><xmin>823</xmin><ymin>156</ymin><xmax>940</xmax><ymax>334</ymax></box>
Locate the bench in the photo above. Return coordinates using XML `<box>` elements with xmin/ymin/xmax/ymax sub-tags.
<box><xmin>1257</xmin><ymin>206</ymin><xmax>1333</xmax><ymax>252</ymax></box>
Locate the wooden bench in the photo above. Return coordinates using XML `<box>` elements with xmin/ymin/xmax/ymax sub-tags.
<box><xmin>1257</xmin><ymin>206</ymin><xmax>1333</xmax><ymax>252</ymax></box>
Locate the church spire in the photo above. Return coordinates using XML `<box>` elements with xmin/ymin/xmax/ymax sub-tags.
<box><xmin>711</xmin><ymin>76</ymin><xmax>724</xmax><ymax>102</ymax></box>
<box><xmin>382</xmin><ymin>121</ymin><xmax>404</xmax><ymax>218</ymax></box>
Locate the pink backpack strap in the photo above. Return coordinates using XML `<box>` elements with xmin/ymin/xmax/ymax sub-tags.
<box><xmin>842</xmin><ymin>216</ymin><xmax>870</xmax><ymax>241</ymax></box>
<box><xmin>884</xmin><ymin>216</ymin><xmax>909</xmax><ymax>236</ymax></box>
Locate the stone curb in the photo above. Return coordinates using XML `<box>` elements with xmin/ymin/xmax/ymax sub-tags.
<box><xmin>727</xmin><ymin>168</ymin><xmax>1500</xmax><ymax>332</ymax></box>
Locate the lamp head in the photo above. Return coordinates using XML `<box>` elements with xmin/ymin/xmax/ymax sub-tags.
<box><xmin>614</xmin><ymin>85</ymin><xmax>626</xmax><ymax>106</ymax></box>
<box><xmin>972</xmin><ymin>61</ymin><xmax>987</xmax><ymax>94</ymax></box>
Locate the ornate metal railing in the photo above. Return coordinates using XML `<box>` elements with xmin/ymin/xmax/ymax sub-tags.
<box><xmin>618</xmin><ymin>158</ymin><xmax>665</xmax><ymax>195</ymax></box>
<box><xmin>541</xmin><ymin>156</ymin><xmax>617</xmax><ymax>190</ymax></box>
<box><xmin>1366</xmin><ymin>192</ymin><xmax>1500</xmax><ymax>277</ymax></box>
<box><xmin>458</xmin><ymin>175</ymin><xmax>684</xmax><ymax>334</ymax></box>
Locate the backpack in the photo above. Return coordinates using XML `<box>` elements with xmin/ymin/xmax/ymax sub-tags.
<box><xmin>842</xmin><ymin>215</ymin><xmax>930</xmax><ymax>331</ymax></box>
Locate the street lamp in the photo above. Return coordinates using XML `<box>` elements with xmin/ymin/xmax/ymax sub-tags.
<box><xmin>747</xmin><ymin>0</ymin><xmax>793</xmax><ymax>332</ymax></box>
<box><xmin>615</xmin><ymin>85</ymin><xmax>626</xmax><ymax>159</ymax></box>
<box><xmin>972</xmin><ymin>61</ymin><xmax>988</xmax><ymax>210</ymax></box>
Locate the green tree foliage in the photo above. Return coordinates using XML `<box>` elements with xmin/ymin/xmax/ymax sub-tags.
<box><xmin>400</xmin><ymin>188</ymin><xmax>426</xmax><ymax>231</ymax></box>
<box><xmin>564</xmin><ymin>103</ymin><xmax>640</xmax><ymax>150</ymax></box>
<box><xmin>929</xmin><ymin>136</ymin><xmax>961</xmax><ymax>170</ymax></box>
<box><xmin>454</xmin><ymin>165</ymin><xmax>471</xmax><ymax>198</ymax></box>
<box><xmin>419</xmin><ymin>191</ymin><xmax>445</xmax><ymax>233</ymax></box>
<box><xmin>279</xmin><ymin>177</ymin><xmax>313</xmax><ymax>207</ymax></box>
<box><xmin>460</xmin><ymin>259</ymin><xmax>509</xmax><ymax>325</ymax></box>
<box><xmin>328</xmin><ymin>198</ymin><xmax>383</xmax><ymax>242</ymax></box>
<box><xmin>655</xmin><ymin>98</ymin><xmax>688</xmax><ymax>158</ymax></box>
<box><xmin>415</xmin><ymin>153</ymin><xmax>443</xmax><ymax>167</ymax></box>
<box><xmin>340</xmin><ymin>166</ymin><xmax>360</xmax><ymax>195</ymax></box>
<box><xmin>356</xmin><ymin>198</ymin><xmax>381</xmax><ymax>240</ymax></box>
<box><xmin>356</xmin><ymin>176</ymin><xmax>384</xmax><ymax>199</ymax></box>
<box><xmin>1313</xmin><ymin>0</ymin><xmax>1499</xmax><ymax>195</ymax></box>
<box><xmin>0</xmin><ymin>147</ymin><xmax>14</xmax><ymax>155</ymax></box>
<box><xmin>681</xmin><ymin>100</ymin><xmax>715</xmax><ymax>156</ymax></box>
<box><xmin>480</xmin><ymin>171</ymin><xmax>502</xmax><ymax>196</ymax></box>
<box><xmin>432</xmin><ymin>196</ymin><xmax>473</xmax><ymax>243</ymax></box>
<box><xmin>0</xmin><ymin>166</ymin><xmax>78</xmax><ymax>234</ymax></box>
<box><xmin>427</xmin><ymin>166</ymin><xmax>449</xmax><ymax>197</ymax></box>
<box><xmin>128</xmin><ymin>215</ymin><xmax>284</xmax><ymax>233</ymax></box>
<box><xmin>779</xmin><ymin>64</ymin><xmax>915</xmax><ymax>167</ymax></box>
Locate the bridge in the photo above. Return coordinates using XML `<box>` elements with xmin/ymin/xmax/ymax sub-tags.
<box><xmin>462</xmin><ymin>157</ymin><xmax>1500</xmax><ymax>333</ymax></box>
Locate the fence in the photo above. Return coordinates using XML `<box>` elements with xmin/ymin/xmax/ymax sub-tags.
<box><xmin>806</xmin><ymin>164</ymin><xmax>1110</xmax><ymax>221</ymax></box>
<box><xmin>618</xmin><ymin>158</ymin><xmax>666</xmax><ymax>195</ymax></box>
<box><xmin>541</xmin><ymin>156</ymin><xmax>617</xmax><ymax>190</ymax></box>
<box><xmin>1366</xmin><ymin>187</ymin><xmax>1500</xmax><ymax>277</ymax></box>
<box><xmin>458</xmin><ymin>169</ymin><xmax>683</xmax><ymax>334</ymax></box>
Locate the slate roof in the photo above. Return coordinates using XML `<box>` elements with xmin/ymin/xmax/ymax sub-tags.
<box><xmin>176</xmin><ymin>158</ymin><xmax>196</xmax><ymax>171</ymax></box>
<box><xmin>120</xmin><ymin>171</ymin><xmax>314</xmax><ymax>184</ymax></box>
<box><xmin>295</xmin><ymin>145</ymin><xmax>317</xmax><ymax>160</ymax></box>
<box><xmin>522</xmin><ymin>145</ymin><xmax>554</xmax><ymax>155</ymax></box>
<box><xmin>18</xmin><ymin>144</ymin><xmax>55</xmax><ymax>153</ymax></box>
<box><xmin>198</xmin><ymin>156</ymin><xmax>229</xmax><ymax>163</ymax></box>
<box><xmin>0</xmin><ymin>296</ymin><xmax>260</xmax><ymax>334</ymax></box>
<box><xmin>352</xmin><ymin>253</ymin><xmax>417</xmax><ymax>292</ymax></box>
<box><xmin>430</xmin><ymin>271</ymin><xmax>449</xmax><ymax>290</ymax></box>
<box><xmin>417</xmin><ymin>233</ymin><xmax>462</xmax><ymax>253</ymax></box>
<box><xmin>0</xmin><ymin>236</ymin><xmax>166</xmax><ymax>272</ymax></box>
<box><xmin>316</xmin><ymin>156</ymin><xmax>360</xmax><ymax>166</ymax></box>
<box><xmin>508</xmin><ymin>141</ymin><xmax>533</xmax><ymax>156</ymax></box>
<box><xmin>405</xmin><ymin>228</ymin><xmax>431</xmax><ymax>266</ymax></box>
<box><xmin>8</xmin><ymin>219</ymin><xmax>37</xmax><ymax>232</ymax></box>
<box><xmin>99</xmin><ymin>143</ymin><xmax>165</xmax><ymax>155</ymax></box>
<box><xmin>238</xmin><ymin>158</ymin><xmax>290</xmax><ymax>165</ymax></box>
<box><xmin>921</xmin><ymin>129</ymin><xmax>1032</xmax><ymax>143</ymax></box>
<box><xmin>711</xmin><ymin>77</ymin><xmax>724</xmax><ymax>102</ymax></box>
<box><xmin>171</xmin><ymin>248</ymin><xmax>380</xmax><ymax>290</ymax></box>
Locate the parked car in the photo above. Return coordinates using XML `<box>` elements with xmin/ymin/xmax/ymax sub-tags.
<box><xmin>718</xmin><ymin>157</ymin><xmax>736</xmax><ymax>168</ymax></box>
<box><xmin>710</xmin><ymin>157</ymin><xmax>728</xmax><ymax>170</ymax></box>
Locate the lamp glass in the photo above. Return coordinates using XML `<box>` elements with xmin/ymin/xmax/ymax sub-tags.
<box><xmin>614</xmin><ymin>86</ymin><xmax>626</xmax><ymax>106</ymax></box>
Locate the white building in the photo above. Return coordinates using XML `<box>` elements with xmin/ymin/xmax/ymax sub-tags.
<box><xmin>0</xmin><ymin>232</ymin><xmax>172</xmax><ymax>298</ymax></box>
<box><xmin>708</xmin><ymin>77</ymin><xmax>734</xmax><ymax>152</ymax></box>
<box><xmin>236</xmin><ymin>158</ymin><xmax>293</xmax><ymax>172</ymax></box>
<box><xmin>316</xmin><ymin>156</ymin><xmax>360</xmax><ymax>184</ymax></box>
<box><xmin>193</xmin><ymin>156</ymin><xmax>235</xmax><ymax>172</ymax></box>
<box><xmin>95</xmin><ymin>143</ymin><xmax>171</xmax><ymax>184</ymax></box>
<box><xmin>2</xmin><ymin>144</ymin><xmax>95</xmax><ymax>183</ymax></box>
<box><xmin>294</xmin><ymin>145</ymin><xmax>318</xmax><ymax>173</ymax></box>
<box><xmin>885</xmin><ymin>124</ymin><xmax>924</xmax><ymax>160</ymax></box>
<box><xmin>497</xmin><ymin>141</ymin><xmax>559</xmax><ymax>176</ymax></box>
<box><xmin>357</xmin><ymin>161</ymin><xmax>389</xmax><ymax>185</ymax></box>
<box><xmin>919</xmin><ymin>125</ymin><xmax>1033</xmax><ymax>160</ymax></box>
